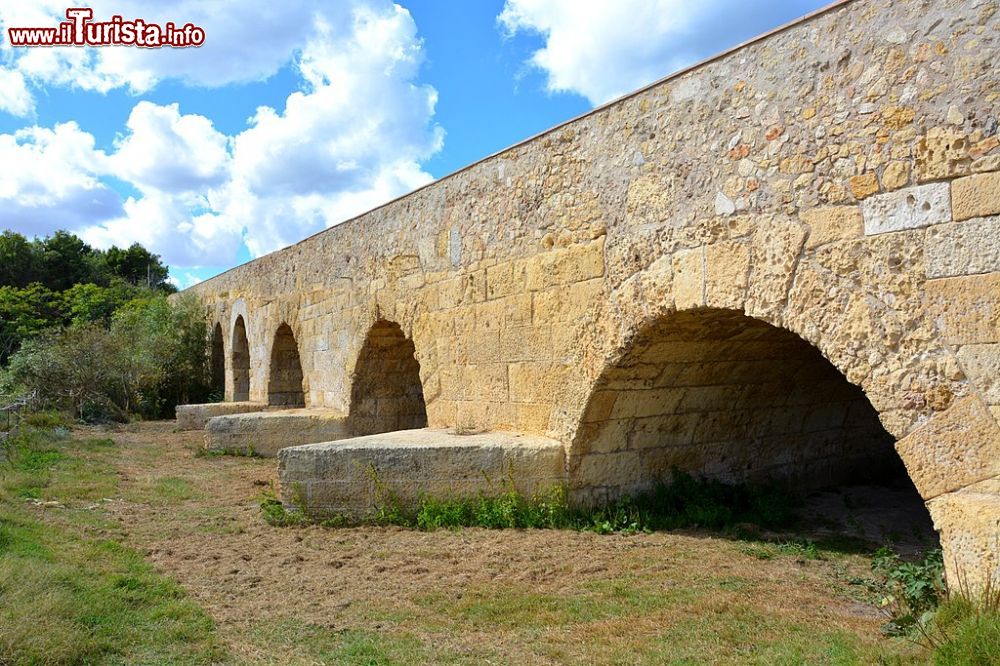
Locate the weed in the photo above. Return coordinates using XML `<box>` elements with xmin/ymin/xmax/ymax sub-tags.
<box><xmin>266</xmin><ymin>468</ymin><xmax>799</xmax><ymax>537</ymax></box>
<box><xmin>259</xmin><ymin>488</ymin><xmax>308</xmax><ymax>527</ymax></box>
<box><xmin>776</xmin><ymin>539</ymin><xmax>823</xmax><ymax>561</ymax></box>
<box><xmin>869</xmin><ymin>546</ymin><xmax>945</xmax><ymax>637</ymax></box>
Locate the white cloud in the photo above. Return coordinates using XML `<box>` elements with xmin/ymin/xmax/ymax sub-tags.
<box><xmin>0</xmin><ymin>0</ymin><xmax>346</xmax><ymax>115</ymax></box>
<box><xmin>221</xmin><ymin>2</ymin><xmax>443</xmax><ymax>255</ymax></box>
<box><xmin>109</xmin><ymin>101</ymin><xmax>230</xmax><ymax>192</ymax></box>
<box><xmin>498</xmin><ymin>0</ymin><xmax>697</xmax><ymax>105</ymax></box>
<box><xmin>0</xmin><ymin>67</ymin><xmax>32</xmax><ymax>116</ymax></box>
<box><xmin>0</xmin><ymin>0</ymin><xmax>443</xmax><ymax>270</ymax></box>
<box><xmin>0</xmin><ymin>122</ymin><xmax>120</xmax><ymax>235</ymax></box>
<box><xmin>498</xmin><ymin>0</ymin><xmax>821</xmax><ymax>106</ymax></box>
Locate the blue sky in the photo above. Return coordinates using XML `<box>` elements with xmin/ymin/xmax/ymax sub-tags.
<box><xmin>0</xmin><ymin>0</ymin><xmax>828</xmax><ymax>287</ymax></box>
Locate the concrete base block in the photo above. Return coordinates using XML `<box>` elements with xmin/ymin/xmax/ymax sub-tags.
<box><xmin>278</xmin><ymin>428</ymin><xmax>567</xmax><ymax>518</ymax></box>
<box><xmin>175</xmin><ymin>402</ymin><xmax>265</xmax><ymax>430</ymax></box>
<box><xmin>205</xmin><ymin>409</ymin><xmax>350</xmax><ymax>457</ymax></box>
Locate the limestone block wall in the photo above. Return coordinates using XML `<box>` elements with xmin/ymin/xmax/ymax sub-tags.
<box><xmin>188</xmin><ymin>0</ymin><xmax>1000</xmax><ymax>587</ymax></box>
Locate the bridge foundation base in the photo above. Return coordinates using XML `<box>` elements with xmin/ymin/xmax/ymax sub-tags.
<box><xmin>278</xmin><ymin>429</ymin><xmax>566</xmax><ymax>519</ymax></box>
<box><xmin>176</xmin><ymin>402</ymin><xmax>266</xmax><ymax>430</ymax></box>
<box><xmin>205</xmin><ymin>409</ymin><xmax>350</xmax><ymax>457</ymax></box>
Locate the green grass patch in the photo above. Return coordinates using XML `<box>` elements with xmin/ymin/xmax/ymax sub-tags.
<box><xmin>249</xmin><ymin>617</ymin><xmax>444</xmax><ymax>665</ymax></box>
<box><xmin>0</xmin><ymin>425</ymin><xmax>225</xmax><ymax>665</ymax></box>
<box><xmin>931</xmin><ymin>595</ymin><xmax>1000</xmax><ymax>665</ymax></box>
<box><xmin>271</xmin><ymin>469</ymin><xmax>799</xmax><ymax>537</ymax></box>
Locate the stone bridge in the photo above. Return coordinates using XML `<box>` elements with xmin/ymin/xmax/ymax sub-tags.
<box><xmin>183</xmin><ymin>0</ymin><xmax>1000</xmax><ymax>589</ymax></box>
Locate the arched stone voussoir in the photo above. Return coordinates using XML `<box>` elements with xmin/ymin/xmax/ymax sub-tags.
<box><xmin>894</xmin><ymin>394</ymin><xmax>1000</xmax><ymax>501</ymax></box>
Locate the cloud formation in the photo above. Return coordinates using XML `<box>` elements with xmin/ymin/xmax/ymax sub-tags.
<box><xmin>0</xmin><ymin>0</ymin><xmax>443</xmax><ymax>268</ymax></box>
<box><xmin>498</xmin><ymin>0</ymin><xmax>824</xmax><ymax>106</ymax></box>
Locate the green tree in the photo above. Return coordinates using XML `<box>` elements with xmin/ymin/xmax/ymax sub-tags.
<box><xmin>0</xmin><ymin>284</ymin><xmax>62</xmax><ymax>363</ymax></box>
<box><xmin>0</xmin><ymin>231</ymin><xmax>37</xmax><ymax>288</ymax></box>
<box><xmin>36</xmin><ymin>231</ymin><xmax>100</xmax><ymax>291</ymax></box>
<box><xmin>61</xmin><ymin>280</ymin><xmax>142</xmax><ymax>326</ymax></box>
<box><xmin>6</xmin><ymin>325</ymin><xmax>124</xmax><ymax>420</ymax></box>
<box><xmin>104</xmin><ymin>243</ymin><xmax>172</xmax><ymax>290</ymax></box>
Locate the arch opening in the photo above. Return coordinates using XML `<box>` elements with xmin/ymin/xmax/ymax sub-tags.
<box><xmin>268</xmin><ymin>323</ymin><xmax>305</xmax><ymax>407</ymax></box>
<box><xmin>209</xmin><ymin>323</ymin><xmax>225</xmax><ymax>399</ymax></box>
<box><xmin>349</xmin><ymin>320</ymin><xmax>427</xmax><ymax>436</ymax></box>
<box><xmin>571</xmin><ymin>308</ymin><xmax>935</xmax><ymax>547</ymax></box>
<box><xmin>231</xmin><ymin>316</ymin><xmax>251</xmax><ymax>402</ymax></box>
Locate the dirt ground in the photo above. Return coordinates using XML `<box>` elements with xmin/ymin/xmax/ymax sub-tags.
<box><xmin>88</xmin><ymin>421</ymin><xmax>934</xmax><ymax>664</ymax></box>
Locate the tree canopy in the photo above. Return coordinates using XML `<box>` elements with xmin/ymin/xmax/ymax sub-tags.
<box><xmin>0</xmin><ymin>230</ymin><xmax>173</xmax><ymax>291</ymax></box>
<box><xmin>0</xmin><ymin>230</ymin><xmax>177</xmax><ymax>364</ymax></box>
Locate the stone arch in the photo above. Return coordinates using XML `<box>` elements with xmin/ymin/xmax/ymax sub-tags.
<box><xmin>267</xmin><ymin>323</ymin><xmax>306</xmax><ymax>407</ymax></box>
<box><xmin>568</xmin><ymin>307</ymin><xmax>909</xmax><ymax>506</ymax></box>
<box><xmin>231</xmin><ymin>315</ymin><xmax>251</xmax><ymax>402</ymax></box>
<box><xmin>210</xmin><ymin>322</ymin><xmax>225</xmax><ymax>397</ymax></box>
<box><xmin>349</xmin><ymin>319</ymin><xmax>427</xmax><ymax>436</ymax></box>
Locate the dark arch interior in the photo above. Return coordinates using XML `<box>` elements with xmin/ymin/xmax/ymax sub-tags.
<box><xmin>349</xmin><ymin>320</ymin><xmax>427</xmax><ymax>436</ymax></box>
<box><xmin>268</xmin><ymin>323</ymin><xmax>305</xmax><ymax>407</ymax></box>
<box><xmin>210</xmin><ymin>323</ymin><xmax>225</xmax><ymax>398</ymax></box>
<box><xmin>571</xmin><ymin>308</ymin><xmax>934</xmax><ymax>547</ymax></box>
<box><xmin>231</xmin><ymin>316</ymin><xmax>251</xmax><ymax>402</ymax></box>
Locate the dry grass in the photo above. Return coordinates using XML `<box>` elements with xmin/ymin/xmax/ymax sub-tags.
<box><xmin>2</xmin><ymin>422</ymin><xmax>941</xmax><ymax>664</ymax></box>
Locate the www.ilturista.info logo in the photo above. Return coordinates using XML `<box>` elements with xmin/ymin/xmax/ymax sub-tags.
<box><xmin>6</xmin><ymin>8</ymin><xmax>205</xmax><ymax>48</ymax></box>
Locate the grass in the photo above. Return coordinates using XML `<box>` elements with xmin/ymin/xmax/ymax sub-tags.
<box><xmin>4</xmin><ymin>422</ymin><xmax>997</xmax><ymax>665</ymax></box>
<box><xmin>265</xmin><ymin>467</ymin><xmax>799</xmax><ymax>536</ymax></box>
<box><xmin>0</xmin><ymin>426</ymin><xmax>224</xmax><ymax>665</ymax></box>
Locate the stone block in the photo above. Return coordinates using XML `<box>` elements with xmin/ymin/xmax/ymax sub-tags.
<box><xmin>927</xmin><ymin>483</ymin><xmax>1000</xmax><ymax>594</ymax></box>
<box><xmin>671</xmin><ymin>248</ymin><xmax>704</xmax><ymax>309</ymax></box>
<box><xmin>801</xmin><ymin>206</ymin><xmax>864</xmax><ymax>248</ymax></box>
<box><xmin>951</xmin><ymin>172</ymin><xmax>1000</xmax><ymax>222</ymax></box>
<box><xmin>278</xmin><ymin>429</ymin><xmax>566</xmax><ymax>517</ymax></box>
<box><xmin>925</xmin><ymin>217</ymin><xmax>1000</xmax><ymax>278</ymax></box>
<box><xmin>924</xmin><ymin>273</ymin><xmax>1000</xmax><ymax>344</ymax></box>
<box><xmin>915</xmin><ymin>127</ymin><xmax>971</xmax><ymax>182</ymax></box>
<box><xmin>955</xmin><ymin>344</ymin><xmax>1000</xmax><ymax>405</ymax></box>
<box><xmin>860</xmin><ymin>183</ymin><xmax>951</xmax><ymax>235</ymax></box>
<box><xmin>895</xmin><ymin>395</ymin><xmax>1000</xmax><ymax>499</ymax></box>
<box><xmin>175</xmin><ymin>402</ymin><xmax>266</xmax><ymax>430</ymax></box>
<box><xmin>525</xmin><ymin>240</ymin><xmax>605</xmax><ymax>291</ymax></box>
<box><xmin>704</xmin><ymin>241</ymin><xmax>750</xmax><ymax>309</ymax></box>
<box><xmin>205</xmin><ymin>409</ymin><xmax>351</xmax><ymax>457</ymax></box>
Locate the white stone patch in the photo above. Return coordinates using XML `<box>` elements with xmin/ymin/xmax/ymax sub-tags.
<box><xmin>670</xmin><ymin>76</ymin><xmax>704</xmax><ymax>103</ymax></box>
<box><xmin>715</xmin><ymin>191</ymin><xmax>736</xmax><ymax>216</ymax></box>
<box><xmin>861</xmin><ymin>182</ymin><xmax>951</xmax><ymax>235</ymax></box>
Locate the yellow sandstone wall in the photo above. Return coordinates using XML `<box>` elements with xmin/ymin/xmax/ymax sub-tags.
<box><xmin>189</xmin><ymin>0</ymin><xmax>1000</xmax><ymax>588</ymax></box>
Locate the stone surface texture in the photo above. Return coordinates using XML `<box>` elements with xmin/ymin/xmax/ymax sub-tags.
<box><xmin>205</xmin><ymin>409</ymin><xmax>351</xmax><ymax>457</ymax></box>
<box><xmin>278</xmin><ymin>429</ymin><xmax>565</xmax><ymax>517</ymax></box>
<box><xmin>183</xmin><ymin>0</ymin><xmax>1000</xmax><ymax>590</ymax></box>
<box><xmin>175</xmin><ymin>402</ymin><xmax>265</xmax><ymax>430</ymax></box>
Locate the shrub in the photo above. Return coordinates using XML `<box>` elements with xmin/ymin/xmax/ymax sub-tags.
<box><xmin>6</xmin><ymin>293</ymin><xmax>213</xmax><ymax>420</ymax></box>
<box><xmin>870</xmin><ymin>546</ymin><xmax>946</xmax><ymax>637</ymax></box>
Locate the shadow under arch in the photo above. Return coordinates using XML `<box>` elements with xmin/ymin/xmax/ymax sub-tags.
<box><xmin>569</xmin><ymin>307</ymin><xmax>923</xmax><ymax>514</ymax></box>
<box><xmin>268</xmin><ymin>323</ymin><xmax>306</xmax><ymax>407</ymax></box>
<box><xmin>210</xmin><ymin>322</ymin><xmax>225</xmax><ymax>397</ymax></box>
<box><xmin>231</xmin><ymin>315</ymin><xmax>251</xmax><ymax>402</ymax></box>
<box><xmin>349</xmin><ymin>319</ymin><xmax>427</xmax><ymax>436</ymax></box>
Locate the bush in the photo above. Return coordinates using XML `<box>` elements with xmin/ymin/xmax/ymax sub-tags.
<box><xmin>870</xmin><ymin>546</ymin><xmax>946</xmax><ymax>637</ymax></box>
<box><xmin>5</xmin><ymin>294</ymin><xmax>212</xmax><ymax>420</ymax></box>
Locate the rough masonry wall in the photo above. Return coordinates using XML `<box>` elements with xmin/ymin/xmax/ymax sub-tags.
<box><xmin>570</xmin><ymin>308</ymin><xmax>895</xmax><ymax>504</ymax></box>
<box><xmin>190</xmin><ymin>0</ymin><xmax>1000</xmax><ymax>511</ymax></box>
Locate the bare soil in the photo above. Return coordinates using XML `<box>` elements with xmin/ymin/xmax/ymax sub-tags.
<box><xmin>88</xmin><ymin>421</ymin><xmax>932</xmax><ymax>664</ymax></box>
